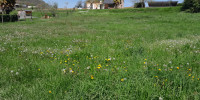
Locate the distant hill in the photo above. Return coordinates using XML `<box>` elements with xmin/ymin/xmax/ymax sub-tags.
<box><xmin>16</xmin><ymin>0</ymin><xmax>48</xmax><ymax>6</ymax></box>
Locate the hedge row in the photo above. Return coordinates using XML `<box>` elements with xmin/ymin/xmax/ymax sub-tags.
<box><xmin>0</xmin><ymin>14</ymin><xmax>18</xmax><ymax>22</ymax></box>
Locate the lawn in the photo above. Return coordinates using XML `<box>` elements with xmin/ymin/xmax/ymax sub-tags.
<box><xmin>0</xmin><ymin>7</ymin><xmax>200</xmax><ymax>99</ymax></box>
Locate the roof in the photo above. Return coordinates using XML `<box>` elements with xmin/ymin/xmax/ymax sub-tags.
<box><xmin>104</xmin><ymin>0</ymin><xmax>114</xmax><ymax>4</ymax></box>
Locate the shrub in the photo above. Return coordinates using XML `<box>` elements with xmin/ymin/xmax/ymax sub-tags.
<box><xmin>0</xmin><ymin>14</ymin><xmax>18</xmax><ymax>22</ymax></box>
<box><xmin>134</xmin><ymin>2</ymin><xmax>145</xmax><ymax>8</ymax></box>
<box><xmin>181</xmin><ymin>0</ymin><xmax>200</xmax><ymax>13</ymax></box>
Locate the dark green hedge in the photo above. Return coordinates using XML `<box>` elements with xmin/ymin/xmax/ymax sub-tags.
<box><xmin>181</xmin><ymin>0</ymin><xmax>200</xmax><ymax>13</ymax></box>
<box><xmin>0</xmin><ymin>14</ymin><xmax>18</xmax><ymax>22</ymax></box>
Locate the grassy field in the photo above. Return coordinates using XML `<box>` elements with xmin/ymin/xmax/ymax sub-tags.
<box><xmin>0</xmin><ymin>7</ymin><xmax>200</xmax><ymax>99</ymax></box>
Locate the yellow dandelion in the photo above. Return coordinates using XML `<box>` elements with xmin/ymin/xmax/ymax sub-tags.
<box><xmin>145</xmin><ymin>59</ymin><xmax>147</xmax><ymax>60</ymax></box>
<box><xmin>40</xmin><ymin>52</ymin><xmax>43</xmax><ymax>54</ymax></box>
<box><xmin>121</xmin><ymin>78</ymin><xmax>124</xmax><ymax>82</ymax></box>
<box><xmin>106</xmin><ymin>65</ymin><xmax>108</xmax><ymax>67</ymax></box>
<box><xmin>91</xmin><ymin>75</ymin><xmax>94</xmax><ymax>80</ymax></box>
<box><xmin>73</xmin><ymin>64</ymin><xmax>75</xmax><ymax>66</ymax></box>
<box><xmin>68</xmin><ymin>58</ymin><xmax>70</xmax><ymax>60</ymax></box>
<box><xmin>177</xmin><ymin>67</ymin><xmax>179</xmax><ymax>69</ymax></box>
<box><xmin>158</xmin><ymin>69</ymin><xmax>161</xmax><ymax>71</ymax></box>
<box><xmin>189</xmin><ymin>74</ymin><xmax>191</xmax><ymax>77</ymax></box>
<box><xmin>65</xmin><ymin>60</ymin><xmax>67</xmax><ymax>63</ymax></box>
<box><xmin>154</xmin><ymin>76</ymin><xmax>158</xmax><ymax>78</ymax></box>
<box><xmin>170</xmin><ymin>69</ymin><xmax>172</xmax><ymax>71</ymax></box>
<box><xmin>144</xmin><ymin>62</ymin><xmax>146</xmax><ymax>64</ymax></box>
<box><xmin>188</xmin><ymin>69</ymin><xmax>191</xmax><ymax>71</ymax></box>
<box><xmin>38</xmin><ymin>69</ymin><xmax>40</xmax><ymax>71</ymax></box>
<box><xmin>192</xmin><ymin>76</ymin><xmax>195</xmax><ymax>78</ymax></box>
<box><xmin>49</xmin><ymin>91</ymin><xmax>52</xmax><ymax>93</ymax></box>
<box><xmin>97</xmin><ymin>67</ymin><xmax>101</xmax><ymax>69</ymax></box>
<box><xmin>108</xmin><ymin>59</ymin><xmax>111</xmax><ymax>61</ymax></box>
<box><xmin>198</xmin><ymin>78</ymin><xmax>199</xmax><ymax>80</ymax></box>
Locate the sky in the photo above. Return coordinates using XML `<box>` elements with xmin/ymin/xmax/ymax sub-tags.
<box><xmin>43</xmin><ymin>0</ymin><xmax>184</xmax><ymax>8</ymax></box>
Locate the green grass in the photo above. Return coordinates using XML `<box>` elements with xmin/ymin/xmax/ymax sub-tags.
<box><xmin>0</xmin><ymin>7</ymin><xmax>200</xmax><ymax>99</ymax></box>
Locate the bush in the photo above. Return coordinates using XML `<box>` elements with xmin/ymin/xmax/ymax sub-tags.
<box><xmin>181</xmin><ymin>0</ymin><xmax>200</xmax><ymax>13</ymax></box>
<box><xmin>134</xmin><ymin>2</ymin><xmax>145</xmax><ymax>8</ymax></box>
<box><xmin>0</xmin><ymin>14</ymin><xmax>18</xmax><ymax>22</ymax></box>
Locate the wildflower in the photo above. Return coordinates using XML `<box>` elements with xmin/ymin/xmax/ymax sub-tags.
<box><xmin>38</xmin><ymin>69</ymin><xmax>41</xmax><ymax>71</ymax></box>
<box><xmin>145</xmin><ymin>59</ymin><xmax>147</xmax><ymax>60</ymax></box>
<box><xmin>154</xmin><ymin>76</ymin><xmax>158</xmax><ymax>78</ymax></box>
<box><xmin>69</xmin><ymin>68</ymin><xmax>74</xmax><ymax>73</ymax></box>
<box><xmin>177</xmin><ymin>67</ymin><xmax>179</xmax><ymax>69</ymax></box>
<box><xmin>87</xmin><ymin>66</ymin><xmax>90</xmax><ymax>69</ymax></box>
<box><xmin>189</xmin><ymin>74</ymin><xmax>191</xmax><ymax>77</ymax></box>
<box><xmin>106</xmin><ymin>65</ymin><xmax>108</xmax><ymax>67</ymax></box>
<box><xmin>65</xmin><ymin>60</ymin><xmax>67</xmax><ymax>63</ymax></box>
<box><xmin>97</xmin><ymin>64</ymin><xmax>102</xmax><ymax>69</ymax></box>
<box><xmin>158</xmin><ymin>69</ymin><xmax>161</xmax><ymax>71</ymax></box>
<box><xmin>144</xmin><ymin>62</ymin><xmax>147</xmax><ymax>64</ymax></box>
<box><xmin>121</xmin><ymin>78</ymin><xmax>124</xmax><ymax>82</ymax></box>
<box><xmin>170</xmin><ymin>69</ymin><xmax>172</xmax><ymax>71</ymax></box>
<box><xmin>73</xmin><ymin>64</ymin><xmax>75</xmax><ymax>66</ymax></box>
<box><xmin>192</xmin><ymin>76</ymin><xmax>195</xmax><ymax>79</ymax></box>
<box><xmin>16</xmin><ymin>72</ymin><xmax>19</xmax><ymax>75</ymax></box>
<box><xmin>188</xmin><ymin>69</ymin><xmax>191</xmax><ymax>71</ymax></box>
<box><xmin>49</xmin><ymin>91</ymin><xmax>52</xmax><ymax>93</ymax></box>
<box><xmin>62</xmin><ymin>69</ymin><xmax>66</xmax><ymax>73</ymax></box>
<box><xmin>91</xmin><ymin>75</ymin><xmax>94</xmax><ymax>80</ymax></box>
<box><xmin>198</xmin><ymin>78</ymin><xmax>199</xmax><ymax>80</ymax></box>
<box><xmin>11</xmin><ymin>70</ymin><xmax>14</xmax><ymax>73</ymax></box>
<box><xmin>40</xmin><ymin>52</ymin><xmax>43</xmax><ymax>54</ymax></box>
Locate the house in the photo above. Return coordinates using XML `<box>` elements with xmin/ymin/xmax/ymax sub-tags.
<box><xmin>104</xmin><ymin>0</ymin><xmax>124</xmax><ymax>9</ymax></box>
<box><xmin>85</xmin><ymin>0</ymin><xmax>104</xmax><ymax>9</ymax></box>
<box><xmin>85</xmin><ymin>0</ymin><xmax>124</xmax><ymax>9</ymax></box>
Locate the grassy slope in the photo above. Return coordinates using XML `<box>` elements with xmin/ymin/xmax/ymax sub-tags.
<box><xmin>0</xmin><ymin>7</ymin><xmax>200</xmax><ymax>99</ymax></box>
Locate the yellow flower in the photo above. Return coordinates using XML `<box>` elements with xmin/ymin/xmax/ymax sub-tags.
<box><xmin>73</xmin><ymin>64</ymin><xmax>75</xmax><ymax>66</ymax></box>
<box><xmin>177</xmin><ymin>67</ymin><xmax>179</xmax><ymax>69</ymax></box>
<box><xmin>158</xmin><ymin>69</ymin><xmax>161</xmax><ymax>71</ymax></box>
<box><xmin>38</xmin><ymin>69</ymin><xmax>40</xmax><ymax>71</ymax></box>
<box><xmin>189</xmin><ymin>74</ymin><xmax>191</xmax><ymax>77</ymax></box>
<box><xmin>97</xmin><ymin>67</ymin><xmax>101</xmax><ymax>69</ymax></box>
<box><xmin>121</xmin><ymin>78</ymin><xmax>124</xmax><ymax>82</ymax></box>
<box><xmin>106</xmin><ymin>65</ymin><xmax>108</xmax><ymax>67</ymax></box>
<box><xmin>145</xmin><ymin>59</ymin><xmax>147</xmax><ymax>60</ymax></box>
<box><xmin>154</xmin><ymin>76</ymin><xmax>158</xmax><ymax>78</ymax></box>
<box><xmin>60</xmin><ymin>62</ymin><xmax>62</xmax><ymax>64</ymax></box>
<box><xmin>49</xmin><ymin>91</ymin><xmax>52</xmax><ymax>93</ymax></box>
<box><xmin>198</xmin><ymin>78</ymin><xmax>199</xmax><ymax>80</ymax></box>
<box><xmin>108</xmin><ymin>59</ymin><xmax>111</xmax><ymax>61</ymax></box>
<box><xmin>65</xmin><ymin>60</ymin><xmax>67</xmax><ymax>63</ymax></box>
<box><xmin>188</xmin><ymin>69</ymin><xmax>191</xmax><ymax>71</ymax></box>
<box><xmin>192</xmin><ymin>76</ymin><xmax>195</xmax><ymax>78</ymax></box>
<box><xmin>40</xmin><ymin>52</ymin><xmax>43</xmax><ymax>54</ymax></box>
<box><xmin>169</xmin><ymin>69</ymin><xmax>173</xmax><ymax>71</ymax></box>
<box><xmin>144</xmin><ymin>62</ymin><xmax>146</xmax><ymax>64</ymax></box>
<box><xmin>91</xmin><ymin>75</ymin><xmax>94</xmax><ymax>80</ymax></box>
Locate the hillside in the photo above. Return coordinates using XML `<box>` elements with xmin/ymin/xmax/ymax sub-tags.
<box><xmin>16</xmin><ymin>0</ymin><xmax>48</xmax><ymax>6</ymax></box>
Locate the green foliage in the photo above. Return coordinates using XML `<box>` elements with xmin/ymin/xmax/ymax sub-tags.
<box><xmin>181</xmin><ymin>0</ymin><xmax>200</xmax><ymax>13</ymax></box>
<box><xmin>0</xmin><ymin>14</ymin><xmax>18</xmax><ymax>22</ymax></box>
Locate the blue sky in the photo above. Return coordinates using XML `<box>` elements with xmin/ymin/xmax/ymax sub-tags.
<box><xmin>44</xmin><ymin>0</ymin><xmax>184</xmax><ymax>8</ymax></box>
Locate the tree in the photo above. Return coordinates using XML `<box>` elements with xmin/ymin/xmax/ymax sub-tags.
<box><xmin>181</xmin><ymin>0</ymin><xmax>200</xmax><ymax>13</ymax></box>
<box><xmin>114</xmin><ymin>0</ymin><xmax>121</xmax><ymax>8</ymax></box>
<box><xmin>0</xmin><ymin>0</ymin><xmax>16</xmax><ymax>14</ymax></box>
<box><xmin>76</xmin><ymin>0</ymin><xmax>83</xmax><ymax>8</ymax></box>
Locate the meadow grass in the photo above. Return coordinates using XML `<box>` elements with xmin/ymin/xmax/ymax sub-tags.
<box><xmin>0</xmin><ymin>7</ymin><xmax>200</xmax><ymax>99</ymax></box>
